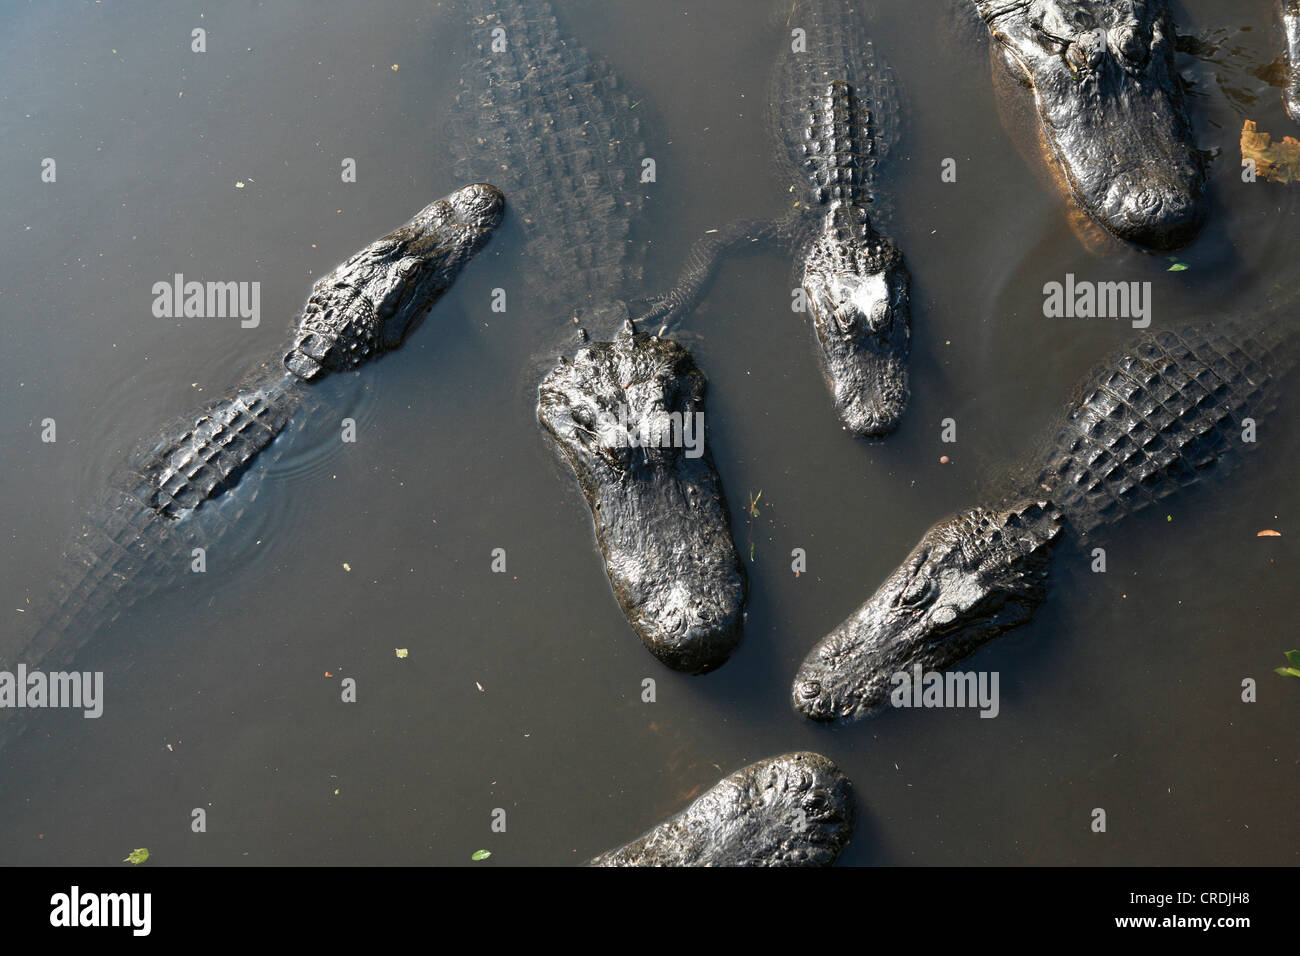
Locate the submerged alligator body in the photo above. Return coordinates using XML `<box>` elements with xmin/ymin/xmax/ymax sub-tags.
<box><xmin>453</xmin><ymin>0</ymin><xmax>747</xmax><ymax>670</ymax></box>
<box><xmin>591</xmin><ymin>752</ymin><xmax>855</xmax><ymax>866</ymax></box>
<box><xmin>974</xmin><ymin>0</ymin><xmax>1207</xmax><ymax>250</ymax></box>
<box><xmin>538</xmin><ymin>320</ymin><xmax>745</xmax><ymax>673</ymax></box>
<box><xmin>3</xmin><ymin>184</ymin><xmax>504</xmax><ymax>746</ymax></box>
<box><xmin>638</xmin><ymin>0</ymin><xmax>911</xmax><ymax>437</ymax></box>
<box><xmin>451</xmin><ymin>0</ymin><xmax>644</xmax><ymax>314</ymax></box>
<box><xmin>794</xmin><ymin>315</ymin><xmax>1297</xmax><ymax>723</ymax></box>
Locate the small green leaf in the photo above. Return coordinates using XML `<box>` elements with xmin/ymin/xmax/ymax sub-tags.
<box><xmin>1274</xmin><ymin>666</ymin><xmax>1300</xmax><ymax>679</ymax></box>
<box><xmin>1284</xmin><ymin>649</ymin><xmax>1300</xmax><ymax>667</ymax></box>
<box><xmin>123</xmin><ymin>848</ymin><xmax>149</xmax><ymax>865</ymax></box>
<box><xmin>1167</xmin><ymin>262</ymin><xmax>1188</xmax><ymax>272</ymax></box>
<box><xmin>471</xmin><ymin>849</ymin><xmax>491</xmax><ymax>861</ymax></box>
<box><xmin>395</xmin><ymin>648</ymin><xmax>408</xmax><ymax>659</ymax></box>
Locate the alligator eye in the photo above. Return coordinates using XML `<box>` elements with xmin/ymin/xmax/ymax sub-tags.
<box><xmin>787</xmin><ymin>769</ymin><xmax>813</xmax><ymax>792</ymax></box>
<box><xmin>898</xmin><ymin>573</ymin><xmax>933</xmax><ymax>609</ymax></box>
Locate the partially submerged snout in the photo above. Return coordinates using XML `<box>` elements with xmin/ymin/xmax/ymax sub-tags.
<box><xmin>981</xmin><ymin>0</ymin><xmax>1206</xmax><ymax>250</ymax></box>
<box><xmin>1098</xmin><ymin>166</ymin><xmax>1204</xmax><ymax>249</ymax></box>
<box><xmin>428</xmin><ymin>182</ymin><xmax>506</xmax><ymax>232</ymax></box>
<box><xmin>801</xmin><ymin>206</ymin><xmax>911</xmax><ymax>437</ymax></box>
<box><xmin>793</xmin><ymin>500</ymin><xmax>1060</xmax><ymax>724</ymax></box>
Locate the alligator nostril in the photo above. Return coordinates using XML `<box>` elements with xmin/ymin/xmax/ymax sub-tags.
<box><xmin>798</xmin><ymin>679</ymin><xmax>822</xmax><ymax>700</ymax></box>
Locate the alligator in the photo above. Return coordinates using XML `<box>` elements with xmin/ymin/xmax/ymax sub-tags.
<box><xmin>1284</xmin><ymin>0</ymin><xmax>1300</xmax><ymax>121</ymax></box>
<box><xmin>793</xmin><ymin>313</ymin><xmax>1297</xmax><ymax>723</ymax></box>
<box><xmin>452</xmin><ymin>0</ymin><xmax>747</xmax><ymax>671</ymax></box>
<box><xmin>590</xmin><ymin>752</ymin><xmax>856</xmax><ymax>866</ymax></box>
<box><xmin>635</xmin><ymin>0</ymin><xmax>911</xmax><ymax>437</ymax></box>
<box><xmin>2</xmin><ymin>183</ymin><xmax>504</xmax><ymax>747</ymax></box>
<box><xmin>538</xmin><ymin>319</ymin><xmax>746</xmax><ymax>673</ymax></box>
<box><xmin>450</xmin><ymin>0</ymin><xmax>644</xmax><ymax>316</ymax></box>
<box><xmin>971</xmin><ymin>0</ymin><xmax>1207</xmax><ymax>250</ymax></box>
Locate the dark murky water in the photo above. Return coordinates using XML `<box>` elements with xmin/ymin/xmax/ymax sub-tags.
<box><xmin>0</xmin><ymin>0</ymin><xmax>1296</xmax><ymax>865</ymax></box>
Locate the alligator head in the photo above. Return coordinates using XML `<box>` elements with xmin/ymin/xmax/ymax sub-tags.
<box><xmin>801</xmin><ymin>203</ymin><xmax>911</xmax><ymax>437</ymax></box>
<box><xmin>793</xmin><ymin>499</ymin><xmax>1062</xmax><ymax>724</ymax></box>
<box><xmin>591</xmin><ymin>752</ymin><xmax>856</xmax><ymax>866</ymax></box>
<box><xmin>538</xmin><ymin>321</ymin><xmax>747</xmax><ymax>674</ymax></box>
<box><xmin>977</xmin><ymin>0</ymin><xmax>1206</xmax><ymax>250</ymax></box>
<box><xmin>284</xmin><ymin>183</ymin><xmax>504</xmax><ymax>381</ymax></box>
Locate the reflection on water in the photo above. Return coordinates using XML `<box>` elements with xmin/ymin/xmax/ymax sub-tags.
<box><xmin>0</xmin><ymin>0</ymin><xmax>1296</xmax><ymax>866</ymax></box>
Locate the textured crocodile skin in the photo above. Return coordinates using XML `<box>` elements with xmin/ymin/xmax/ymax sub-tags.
<box><xmin>452</xmin><ymin>0</ymin><xmax>645</xmax><ymax>311</ymax></box>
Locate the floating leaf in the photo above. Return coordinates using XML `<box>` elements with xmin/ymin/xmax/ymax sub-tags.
<box><xmin>471</xmin><ymin>849</ymin><xmax>491</xmax><ymax>861</ymax></box>
<box><xmin>1167</xmin><ymin>262</ymin><xmax>1188</xmax><ymax>272</ymax></box>
<box><xmin>1285</xmin><ymin>649</ymin><xmax>1300</xmax><ymax>667</ymax></box>
<box><xmin>123</xmin><ymin>848</ymin><xmax>149</xmax><ymax>865</ymax></box>
<box><xmin>1241</xmin><ymin>119</ymin><xmax>1300</xmax><ymax>183</ymax></box>
<box><xmin>395</xmin><ymin>648</ymin><xmax>408</xmax><ymax>659</ymax></box>
<box><xmin>1275</xmin><ymin>667</ymin><xmax>1300</xmax><ymax>679</ymax></box>
<box><xmin>1257</xmin><ymin>529</ymin><xmax>1281</xmax><ymax>537</ymax></box>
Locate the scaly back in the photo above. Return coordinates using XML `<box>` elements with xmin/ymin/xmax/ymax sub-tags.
<box><xmin>1029</xmin><ymin>316</ymin><xmax>1299</xmax><ymax>536</ymax></box>
<box><xmin>451</xmin><ymin>0</ymin><xmax>646</xmax><ymax>312</ymax></box>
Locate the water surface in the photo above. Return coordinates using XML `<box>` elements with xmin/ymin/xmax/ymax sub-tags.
<box><xmin>0</xmin><ymin>0</ymin><xmax>1296</xmax><ymax>865</ymax></box>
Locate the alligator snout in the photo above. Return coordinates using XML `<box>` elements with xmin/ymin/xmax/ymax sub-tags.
<box><xmin>1101</xmin><ymin>170</ymin><xmax>1205</xmax><ymax>250</ymax></box>
<box><xmin>793</xmin><ymin>677</ymin><xmax>840</xmax><ymax>722</ymax></box>
<box><xmin>447</xmin><ymin>182</ymin><xmax>506</xmax><ymax>229</ymax></box>
<box><xmin>648</xmin><ymin>588</ymin><xmax>743</xmax><ymax>673</ymax></box>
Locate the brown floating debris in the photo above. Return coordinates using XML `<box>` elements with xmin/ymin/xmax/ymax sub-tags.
<box><xmin>1257</xmin><ymin>530</ymin><xmax>1282</xmax><ymax>537</ymax></box>
<box><xmin>1241</xmin><ymin>120</ymin><xmax>1300</xmax><ymax>183</ymax></box>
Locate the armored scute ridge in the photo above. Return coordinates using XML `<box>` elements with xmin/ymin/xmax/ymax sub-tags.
<box><xmin>973</xmin><ymin>0</ymin><xmax>1207</xmax><ymax>250</ymax></box>
<box><xmin>538</xmin><ymin>321</ymin><xmax>746</xmax><ymax>674</ymax></box>
<box><xmin>794</xmin><ymin>318</ymin><xmax>1296</xmax><ymax>724</ymax></box>
<box><xmin>591</xmin><ymin>753</ymin><xmax>856</xmax><ymax>866</ymax></box>
<box><xmin>2</xmin><ymin>184</ymin><xmax>504</xmax><ymax>750</ymax></box>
